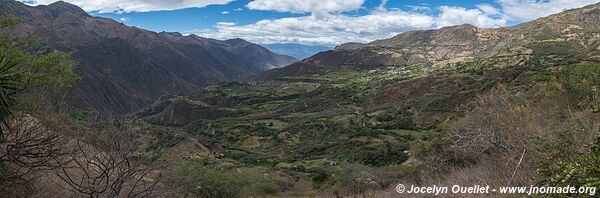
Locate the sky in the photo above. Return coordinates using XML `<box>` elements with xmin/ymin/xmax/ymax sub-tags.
<box><xmin>18</xmin><ymin>0</ymin><xmax>600</xmax><ymax>45</ymax></box>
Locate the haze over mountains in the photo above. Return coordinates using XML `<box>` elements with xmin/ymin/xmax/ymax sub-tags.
<box><xmin>0</xmin><ymin>0</ymin><xmax>297</xmax><ymax>113</ymax></box>
<box><xmin>262</xmin><ymin>43</ymin><xmax>333</xmax><ymax>60</ymax></box>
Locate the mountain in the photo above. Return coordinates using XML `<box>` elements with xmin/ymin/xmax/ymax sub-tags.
<box><xmin>256</xmin><ymin>3</ymin><xmax>600</xmax><ymax>80</ymax></box>
<box><xmin>0</xmin><ymin>0</ymin><xmax>298</xmax><ymax>113</ymax></box>
<box><xmin>3</xmin><ymin>1</ymin><xmax>600</xmax><ymax>197</ymax></box>
<box><xmin>129</xmin><ymin>2</ymin><xmax>600</xmax><ymax>196</ymax></box>
<box><xmin>262</xmin><ymin>43</ymin><xmax>333</xmax><ymax>60</ymax></box>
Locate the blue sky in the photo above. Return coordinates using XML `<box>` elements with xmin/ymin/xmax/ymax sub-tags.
<box><xmin>92</xmin><ymin>0</ymin><xmax>512</xmax><ymax>32</ymax></box>
<box><xmin>20</xmin><ymin>0</ymin><xmax>600</xmax><ymax>45</ymax></box>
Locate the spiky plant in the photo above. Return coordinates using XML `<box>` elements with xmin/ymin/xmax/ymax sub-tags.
<box><xmin>0</xmin><ymin>51</ymin><xmax>20</xmax><ymax>133</ymax></box>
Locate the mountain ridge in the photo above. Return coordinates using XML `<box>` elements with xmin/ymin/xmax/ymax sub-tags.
<box><xmin>0</xmin><ymin>0</ymin><xmax>297</xmax><ymax>113</ymax></box>
<box><xmin>127</xmin><ymin>3</ymin><xmax>600</xmax><ymax>195</ymax></box>
<box><xmin>256</xmin><ymin>3</ymin><xmax>600</xmax><ymax>80</ymax></box>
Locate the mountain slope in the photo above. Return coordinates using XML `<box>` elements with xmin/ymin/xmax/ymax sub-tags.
<box><xmin>257</xmin><ymin>3</ymin><xmax>600</xmax><ymax>80</ymax></box>
<box><xmin>0</xmin><ymin>0</ymin><xmax>297</xmax><ymax>113</ymax></box>
<box><xmin>4</xmin><ymin>2</ymin><xmax>595</xmax><ymax>197</ymax></box>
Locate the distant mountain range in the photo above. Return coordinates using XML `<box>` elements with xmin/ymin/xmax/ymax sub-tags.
<box><xmin>0</xmin><ymin>0</ymin><xmax>298</xmax><ymax>113</ymax></box>
<box><xmin>262</xmin><ymin>43</ymin><xmax>333</xmax><ymax>60</ymax></box>
<box><xmin>257</xmin><ymin>4</ymin><xmax>600</xmax><ymax>80</ymax></box>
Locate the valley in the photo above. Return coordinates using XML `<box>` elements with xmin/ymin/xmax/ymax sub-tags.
<box><xmin>0</xmin><ymin>0</ymin><xmax>297</xmax><ymax>113</ymax></box>
<box><xmin>0</xmin><ymin>0</ymin><xmax>598</xmax><ymax>197</ymax></box>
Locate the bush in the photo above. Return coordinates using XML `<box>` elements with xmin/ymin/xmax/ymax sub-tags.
<box><xmin>224</xmin><ymin>149</ymin><xmax>274</xmax><ymax>165</ymax></box>
<box><xmin>164</xmin><ymin>159</ymin><xmax>288</xmax><ymax>197</ymax></box>
<box><xmin>343</xmin><ymin>142</ymin><xmax>410</xmax><ymax>166</ymax></box>
<box><xmin>374</xmin><ymin>110</ymin><xmax>416</xmax><ymax>130</ymax></box>
<box><xmin>374</xmin><ymin>111</ymin><xmax>396</xmax><ymax>122</ymax></box>
<box><xmin>311</xmin><ymin>169</ymin><xmax>329</xmax><ymax>188</ymax></box>
<box><xmin>333</xmin><ymin>164</ymin><xmax>409</xmax><ymax>194</ymax></box>
<box><xmin>418</xmin><ymin>72</ymin><xmax>599</xmax><ymax>189</ymax></box>
<box><xmin>559</xmin><ymin>63</ymin><xmax>600</xmax><ymax>111</ymax></box>
<box><xmin>537</xmin><ymin>136</ymin><xmax>600</xmax><ymax>191</ymax></box>
<box><xmin>444</xmin><ymin>86</ymin><xmax>539</xmax><ymax>164</ymax></box>
<box><xmin>551</xmin><ymin>61</ymin><xmax>599</xmax><ymax>112</ymax></box>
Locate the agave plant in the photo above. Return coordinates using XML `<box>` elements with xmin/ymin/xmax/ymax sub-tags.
<box><xmin>0</xmin><ymin>50</ymin><xmax>20</xmax><ymax>131</ymax></box>
<box><xmin>0</xmin><ymin>16</ymin><xmax>22</xmax><ymax>133</ymax></box>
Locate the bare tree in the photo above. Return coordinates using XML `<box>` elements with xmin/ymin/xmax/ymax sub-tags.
<box><xmin>57</xmin><ymin>142</ymin><xmax>158</xmax><ymax>197</ymax></box>
<box><xmin>447</xmin><ymin>86</ymin><xmax>537</xmax><ymax>163</ymax></box>
<box><xmin>56</xmin><ymin>119</ymin><xmax>163</xmax><ymax>198</ymax></box>
<box><xmin>0</xmin><ymin>114</ymin><xmax>68</xmax><ymax>185</ymax></box>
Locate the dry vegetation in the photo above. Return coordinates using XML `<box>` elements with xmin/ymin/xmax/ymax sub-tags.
<box><xmin>1</xmin><ymin>11</ymin><xmax>599</xmax><ymax>197</ymax></box>
<box><xmin>414</xmin><ymin>79</ymin><xmax>599</xmax><ymax>197</ymax></box>
<box><xmin>56</xmin><ymin>120</ymin><xmax>161</xmax><ymax>198</ymax></box>
<box><xmin>0</xmin><ymin>114</ymin><xmax>168</xmax><ymax>197</ymax></box>
<box><xmin>2</xmin><ymin>64</ymin><xmax>597</xmax><ymax>197</ymax></box>
<box><xmin>0</xmin><ymin>115</ymin><xmax>68</xmax><ymax>195</ymax></box>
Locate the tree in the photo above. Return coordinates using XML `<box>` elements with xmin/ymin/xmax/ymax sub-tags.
<box><xmin>0</xmin><ymin>115</ymin><xmax>68</xmax><ymax>188</ymax></box>
<box><xmin>56</xmin><ymin>120</ymin><xmax>160</xmax><ymax>198</ymax></box>
<box><xmin>0</xmin><ymin>15</ymin><xmax>79</xmax><ymax>192</ymax></box>
<box><xmin>0</xmin><ymin>15</ymin><xmax>79</xmax><ymax>133</ymax></box>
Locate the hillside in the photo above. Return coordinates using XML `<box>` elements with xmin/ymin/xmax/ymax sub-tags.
<box><xmin>130</xmin><ymin>2</ymin><xmax>600</xmax><ymax>197</ymax></box>
<box><xmin>1</xmin><ymin>1</ymin><xmax>599</xmax><ymax>197</ymax></box>
<box><xmin>256</xmin><ymin>3</ymin><xmax>600</xmax><ymax>80</ymax></box>
<box><xmin>0</xmin><ymin>0</ymin><xmax>297</xmax><ymax>113</ymax></box>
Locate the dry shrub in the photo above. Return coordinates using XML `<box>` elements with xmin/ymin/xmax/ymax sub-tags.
<box><xmin>55</xmin><ymin>119</ymin><xmax>163</xmax><ymax>198</ymax></box>
<box><xmin>0</xmin><ymin>114</ymin><xmax>69</xmax><ymax>195</ymax></box>
<box><xmin>433</xmin><ymin>83</ymin><xmax>599</xmax><ymax>190</ymax></box>
<box><xmin>413</xmin><ymin>159</ymin><xmax>530</xmax><ymax>198</ymax></box>
<box><xmin>0</xmin><ymin>115</ymin><xmax>167</xmax><ymax>197</ymax></box>
<box><xmin>56</xmin><ymin>141</ymin><xmax>158</xmax><ymax>198</ymax></box>
<box><xmin>447</xmin><ymin>85</ymin><xmax>552</xmax><ymax>164</ymax></box>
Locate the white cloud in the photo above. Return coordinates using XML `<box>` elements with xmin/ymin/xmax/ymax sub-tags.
<box><xmin>247</xmin><ymin>0</ymin><xmax>365</xmax><ymax>14</ymax></box>
<box><xmin>18</xmin><ymin>0</ymin><xmax>235</xmax><ymax>13</ymax></box>
<box><xmin>119</xmin><ymin>17</ymin><xmax>129</xmax><ymax>21</ymax></box>
<box><xmin>436</xmin><ymin>6</ymin><xmax>507</xmax><ymax>28</ymax></box>
<box><xmin>196</xmin><ymin>11</ymin><xmax>435</xmax><ymax>45</ymax></box>
<box><xmin>497</xmin><ymin>0</ymin><xmax>600</xmax><ymax>20</ymax></box>
<box><xmin>23</xmin><ymin>0</ymin><xmax>600</xmax><ymax>46</ymax></box>
<box><xmin>476</xmin><ymin>3</ymin><xmax>501</xmax><ymax>15</ymax></box>
<box><xmin>377</xmin><ymin>0</ymin><xmax>389</xmax><ymax>11</ymax></box>
<box><xmin>229</xmin><ymin>0</ymin><xmax>600</xmax><ymax>45</ymax></box>
<box><xmin>406</xmin><ymin>5</ymin><xmax>431</xmax><ymax>11</ymax></box>
<box><xmin>195</xmin><ymin>4</ymin><xmax>509</xmax><ymax>45</ymax></box>
<box><xmin>216</xmin><ymin>22</ymin><xmax>236</xmax><ymax>26</ymax></box>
